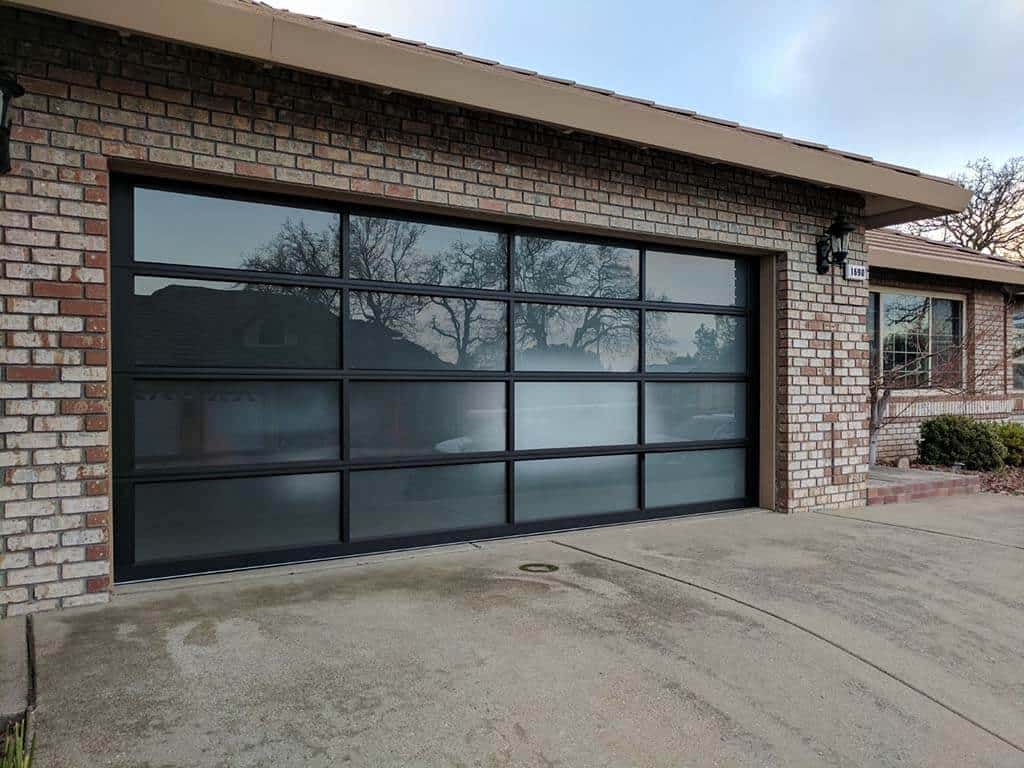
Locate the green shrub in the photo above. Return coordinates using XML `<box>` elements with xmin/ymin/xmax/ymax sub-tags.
<box><xmin>993</xmin><ymin>422</ymin><xmax>1024</xmax><ymax>466</ymax></box>
<box><xmin>918</xmin><ymin>415</ymin><xmax>1007</xmax><ymax>471</ymax></box>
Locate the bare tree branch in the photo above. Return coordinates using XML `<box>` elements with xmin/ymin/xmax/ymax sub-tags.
<box><xmin>902</xmin><ymin>156</ymin><xmax>1024</xmax><ymax>261</ymax></box>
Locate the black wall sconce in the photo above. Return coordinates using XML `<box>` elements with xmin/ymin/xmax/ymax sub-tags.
<box><xmin>815</xmin><ymin>213</ymin><xmax>856</xmax><ymax>274</ymax></box>
<box><xmin>0</xmin><ymin>67</ymin><xmax>25</xmax><ymax>175</ymax></box>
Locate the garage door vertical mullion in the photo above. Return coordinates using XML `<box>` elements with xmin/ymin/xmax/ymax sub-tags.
<box><xmin>506</xmin><ymin>229</ymin><xmax>516</xmax><ymax>525</ymax></box>
<box><xmin>340</xmin><ymin>212</ymin><xmax>350</xmax><ymax>542</ymax></box>
<box><xmin>638</xmin><ymin>247</ymin><xmax>647</xmax><ymax>512</ymax></box>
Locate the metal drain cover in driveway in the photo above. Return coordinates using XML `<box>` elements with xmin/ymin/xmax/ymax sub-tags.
<box><xmin>519</xmin><ymin>563</ymin><xmax>559</xmax><ymax>573</ymax></box>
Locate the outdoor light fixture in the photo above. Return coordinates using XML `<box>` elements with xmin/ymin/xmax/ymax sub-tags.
<box><xmin>0</xmin><ymin>67</ymin><xmax>25</xmax><ymax>175</ymax></box>
<box><xmin>816</xmin><ymin>212</ymin><xmax>856</xmax><ymax>274</ymax></box>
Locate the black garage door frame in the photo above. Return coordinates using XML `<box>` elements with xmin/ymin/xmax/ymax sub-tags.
<box><xmin>111</xmin><ymin>174</ymin><xmax>759</xmax><ymax>581</ymax></box>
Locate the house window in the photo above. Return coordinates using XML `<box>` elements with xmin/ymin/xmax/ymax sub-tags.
<box><xmin>868</xmin><ymin>291</ymin><xmax>963</xmax><ymax>388</ymax></box>
<box><xmin>1012</xmin><ymin>307</ymin><xmax>1024</xmax><ymax>390</ymax></box>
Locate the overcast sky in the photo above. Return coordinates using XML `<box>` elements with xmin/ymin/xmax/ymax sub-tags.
<box><xmin>265</xmin><ymin>0</ymin><xmax>1022</xmax><ymax>178</ymax></box>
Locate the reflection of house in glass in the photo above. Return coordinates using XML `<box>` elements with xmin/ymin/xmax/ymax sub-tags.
<box><xmin>348</xmin><ymin>291</ymin><xmax>506</xmax><ymax>371</ymax></box>
<box><xmin>133</xmin><ymin>280</ymin><xmax>341</xmax><ymax>368</ymax></box>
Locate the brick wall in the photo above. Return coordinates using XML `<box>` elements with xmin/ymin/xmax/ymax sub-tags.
<box><xmin>870</xmin><ymin>269</ymin><xmax>1023</xmax><ymax>461</ymax></box>
<box><xmin>0</xmin><ymin>7</ymin><xmax>870</xmax><ymax>616</ymax></box>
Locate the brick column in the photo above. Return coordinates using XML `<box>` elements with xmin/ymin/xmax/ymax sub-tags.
<box><xmin>0</xmin><ymin>140</ymin><xmax>111</xmax><ymax>616</ymax></box>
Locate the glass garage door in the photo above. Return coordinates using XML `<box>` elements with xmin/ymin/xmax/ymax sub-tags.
<box><xmin>112</xmin><ymin>178</ymin><xmax>756</xmax><ymax>580</ymax></box>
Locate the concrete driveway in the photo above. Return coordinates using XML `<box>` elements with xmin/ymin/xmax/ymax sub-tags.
<box><xmin>31</xmin><ymin>494</ymin><xmax>1024</xmax><ymax>767</ymax></box>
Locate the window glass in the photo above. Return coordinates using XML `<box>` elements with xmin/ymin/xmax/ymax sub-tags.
<box><xmin>645</xmin><ymin>312</ymin><xmax>746</xmax><ymax>373</ymax></box>
<box><xmin>134</xmin><ymin>381</ymin><xmax>339</xmax><ymax>469</ymax></box>
<box><xmin>349</xmin><ymin>216</ymin><xmax>506</xmax><ymax>289</ymax></box>
<box><xmin>931</xmin><ymin>298</ymin><xmax>963</xmax><ymax>387</ymax></box>
<box><xmin>646</xmin><ymin>449</ymin><xmax>746</xmax><ymax>508</ymax></box>
<box><xmin>513</xmin><ymin>235</ymin><xmax>639</xmax><ymax>299</ymax></box>
<box><xmin>515</xmin><ymin>382</ymin><xmax>637</xmax><ymax>450</ymax></box>
<box><xmin>133</xmin><ymin>277</ymin><xmax>339</xmax><ymax>368</ymax></box>
<box><xmin>645</xmin><ymin>383</ymin><xmax>746</xmax><ymax>443</ymax></box>
<box><xmin>349</xmin><ymin>463</ymin><xmax>506</xmax><ymax>540</ymax></box>
<box><xmin>515</xmin><ymin>455</ymin><xmax>637</xmax><ymax>522</ymax></box>
<box><xmin>881</xmin><ymin>293</ymin><xmax>929</xmax><ymax>388</ymax></box>
<box><xmin>1014</xmin><ymin>308</ymin><xmax>1024</xmax><ymax>390</ymax></box>
<box><xmin>348</xmin><ymin>291</ymin><xmax>506</xmax><ymax>370</ymax></box>
<box><xmin>645</xmin><ymin>251</ymin><xmax>747</xmax><ymax>307</ymax></box>
<box><xmin>514</xmin><ymin>303</ymin><xmax>638</xmax><ymax>372</ymax></box>
<box><xmin>868</xmin><ymin>292</ymin><xmax>879</xmax><ymax>379</ymax></box>
<box><xmin>134</xmin><ymin>188</ymin><xmax>339</xmax><ymax>276</ymax></box>
<box><xmin>134</xmin><ymin>473</ymin><xmax>340</xmax><ymax>563</ymax></box>
<box><xmin>349</xmin><ymin>382</ymin><xmax>505</xmax><ymax>458</ymax></box>
<box><xmin>876</xmin><ymin>292</ymin><xmax>963</xmax><ymax>389</ymax></box>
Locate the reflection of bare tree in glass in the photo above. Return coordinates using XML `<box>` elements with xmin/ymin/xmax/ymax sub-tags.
<box><xmin>423</xmin><ymin>237</ymin><xmax>506</xmax><ymax>367</ymax></box>
<box><xmin>347</xmin><ymin>218</ymin><xmax>428</xmax><ymax>334</ymax></box>
<box><xmin>516</xmin><ymin>303</ymin><xmax>637</xmax><ymax>369</ymax></box>
<box><xmin>514</xmin><ymin>237</ymin><xmax>636</xmax><ymax>299</ymax></box>
<box><xmin>239</xmin><ymin>218</ymin><xmax>341</xmax><ymax>312</ymax></box>
<box><xmin>513</xmin><ymin>236</ymin><xmax>641</xmax><ymax>368</ymax></box>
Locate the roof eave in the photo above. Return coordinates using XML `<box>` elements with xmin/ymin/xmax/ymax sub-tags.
<box><xmin>6</xmin><ymin>0</ymin><xmax>971</xmax><ymax>222</ymax></box>
<box><xmin>868</xmin><ymin>247</ymin><xmax>1024</xmax><ymax>287</ymax></box>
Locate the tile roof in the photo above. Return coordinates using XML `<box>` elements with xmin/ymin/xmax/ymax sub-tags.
<box><xmin>866</xmin><ymin>229</ymin><xmax>1023</xmax><ymax>268</ymax></box>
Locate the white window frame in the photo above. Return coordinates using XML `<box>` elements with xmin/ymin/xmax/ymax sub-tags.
<box><xmin>869</xmin><ymin>287</ymin><xmax>967</xmax><ymax>395</ymax></box>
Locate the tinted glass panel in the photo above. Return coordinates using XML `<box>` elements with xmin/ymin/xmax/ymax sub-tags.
<box><xmin>349</xmin><ymin>463</ymin><xmax>506</xmax><ymax>540</ymax></box>
<box><xmin>134</xmin><ymin>473</ymin><xmax>340</xmax><ymax>563</ymax></box>
<box><xmin>349</xmin><ymin>291</ymin><xmax>506</xmax><ymax>370</ymax></box>
<box><xmin>645</xmin><ymin>251</ymin><xmax>747</xmax><ymax>307</ymax></box>
<box><xmin>350</xmin><ymin>381</ymin><xmax>505</xmax><ymax>458</ymax></box>
<box><xmin>646</xmin><ymin>312</ymin><xmax>746</xmax><ymax>373</ymax></box>
<box><xmin>646</xmin><ymin>449</ymin><xmax>746</xmax><ymax>508</ymax></box>
<box><xmin>514</xmin><ymin>235</ymin><xmax>638</xmax><ymax>299</ymax></box>
<box><xmin>134</xmin><ymin>381</ymin><xmax>339</xmax><ymax>469</ymax></box>
<box><xmin>134</xmin><ymin>187</ymin><xmax>339</xmax><ymax>276</ymax></box>
<box><xmin>349</xmin><ymin>215</ymin><xmax>506</xmax><ymax>289</ymax></box>
<box><xmin>515</xmin><ymin>382</ymin><xmax>637</xmax><ymax>450</ymax></box>
<box><xmin>133</xmin><ymin>276</ymin><xmax>339</xmax><ymax>368</ymax></box>
<box><xmin>645</xmin><ymin>383</ymin><xmax>746</xmax><ymax>443</ymax></box>
<box><xmin>515</xmin><ymin>303</ymin><xmax>638</xmax><ymax>372</ymax></box>
<box><xmin>515</xmin><ymin>455</ymin><xmax>637</xmax><ymax>522</ymax></box>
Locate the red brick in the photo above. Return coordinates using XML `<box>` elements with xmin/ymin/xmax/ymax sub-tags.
<box><xmin>85</xmin><ymin>544</ymin><xmax>109</xmax><ymax>561</ymax></box>
<box><xmin>33</xmin><ymin>281</ymin><xmax>82</xmax><ymax>299</ymax></box>
<box><xmin>60</xmin><ymin>299</ymin><xmax>106</xmax><ymax>316</ymax></box>
<box><xmin>84</xmin><ymin>414</ymin><xmax>108</xmax><ymax>431</ymax></box>
<box><xmin>85</xmin><ymin>512</ymin><xmax>108</xmax><ymax>527</ymax></box>
<box><xmin>86</xmin><ymin>575</ymin><xmax>110</xmax><ymax>593</ymax></box>
<box><xmin>5</xmin><ymin>366</ymin><xmax>58</xmax><ymax>382</ymax></box>
<box><xmin>61</xmin><ymin>333</ymin><xmax>107</xmax><ymax>349</ymax></box>
<box><xmin>84</xmin><ymin>447</ymin><xmax>109</xmax><ymax>463</ymax></box>
<box><xmin>61</xmin><ymin>398</ymin><xmax>108</xmax><ymax>415</ymax></box>
<box><xmin>85</xmin><ymin>479</ymin><xmax>108</xmax><ymax>496</ymax></box>
<box><xmin>84</xmin><ymin>383</ymin><xmax>108</xmax><ymax>398</ymax></box>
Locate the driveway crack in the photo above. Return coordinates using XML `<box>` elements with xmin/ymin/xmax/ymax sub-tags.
<box><xmin>551</xmin><ymin>538</ymin><xmax>1024</xmax><ymax>755</ymax></box>
<box><xmin>807</xmin><ymin>510</ymin><xmax>1024</xmax><ymax>551</ymax></box>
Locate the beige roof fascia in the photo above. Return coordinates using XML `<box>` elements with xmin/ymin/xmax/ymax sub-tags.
<box><xmin>868</xmin><ymin>244</ymin><xmax>1024</xmax><ymax>287</ymax></box>
<box><xmin>6</xmin><ymin>0</ymin><xmax>971</xmax><ymax>225</ymax></box>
